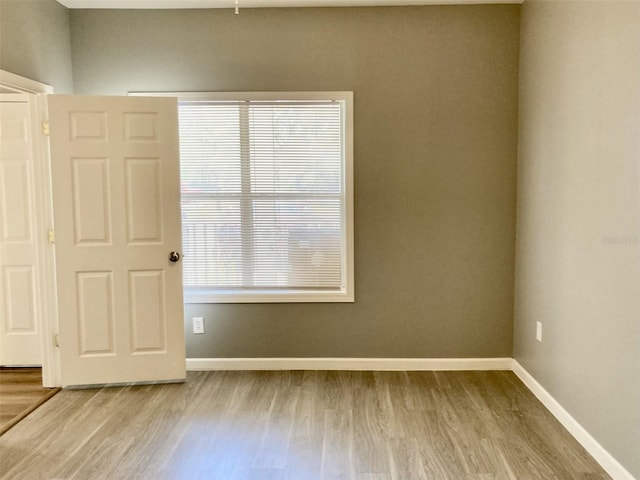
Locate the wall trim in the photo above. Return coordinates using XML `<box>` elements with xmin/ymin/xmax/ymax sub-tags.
<box><xmin>512</xmin><ymin>361</ymin><xmax>636</xmax><ymax>480</ymax></box>
<box><xmin>0</xmin><ymin>70</ymin><xmax>53</xmax><ymax>94</ymax></box>
<box><xmin>59</xmin><ymin>0</ymin><xmax>524</xmax><ymax>9</ymax></box>
<box><xmin>186</xmin><ymin>357</ymin><xmax>513</xmax><ymax>371</ymax></box>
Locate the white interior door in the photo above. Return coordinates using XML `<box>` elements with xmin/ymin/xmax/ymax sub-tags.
<box><xmin>0</xmin><ymin>94</ymin><xmax>43</xmax><ymax>366</ymax></box>
<box><xmin>48</xmin><ymin>95</ymin><xmax>185</xmax><ymax>386</ymax></box>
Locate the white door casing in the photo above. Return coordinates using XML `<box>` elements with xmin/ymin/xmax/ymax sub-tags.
<box><xmin>0</xmin><ymin>94</ymin><xmax>44</xmax><ymax>366</ymax></box>
<box><xmin>48</xmin><ymin>95</ymin><xmax>185</xmax><ymax>386</ymax></box>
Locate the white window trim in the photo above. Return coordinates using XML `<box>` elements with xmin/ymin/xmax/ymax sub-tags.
<box><xmin>132</xmin><ymin>91</ymin><xmax>354</xmax><ymax>303</ymax></box>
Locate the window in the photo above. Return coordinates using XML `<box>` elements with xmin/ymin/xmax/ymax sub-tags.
<box><xmin>177</xmin><ymin>92</ymin><xmax>354</xmax><ymax>303</ymax></box>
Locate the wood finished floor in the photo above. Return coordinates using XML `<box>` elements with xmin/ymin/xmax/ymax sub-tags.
<box><xmin>0</xmin><ymin>370</ymin><xmax>610</xmax><ymax>480</ymax></box>
<box><xmin>0</xmin><ymin>367</ymin><xmax>59</xmax><ymax>436</ymax></box>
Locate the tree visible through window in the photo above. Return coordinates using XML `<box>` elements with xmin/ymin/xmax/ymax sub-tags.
<box><xmin>178</xmin><ymin>93</ymin><xmax>354</xmax><ymax>303</ymax></box>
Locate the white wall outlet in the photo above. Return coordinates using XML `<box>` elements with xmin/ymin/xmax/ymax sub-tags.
<box><xmin>536</xmin><ymin>321</ymin><xmax>542</xmax><ymax>342</ymax></box>
<box><xmin>192</xmin><ymin>317</ymin><xmax>205</xmax><ymax>335</ymax></box>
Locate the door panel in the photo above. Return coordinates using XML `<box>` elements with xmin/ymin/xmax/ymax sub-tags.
<box><xmin>129</xmin><ymin>270</ymin><xmax>166</xmax><ymax>352</ymax></box>
<box><xmin>71</xmin><ymin>157</ymin><xmax>111</xmax><ymax>244</ymax></box>
<box><xmin>76</xmin><ymin>271</ymin><xmax>115</xmax><ymax>356</ymax></box>
<box><xmin>125</xmin><ymin>157</ymin><xmax>163</xmax><ymax>243</ymax></box>
<box><xmin>0</xmin><ymin>94</ymin><xmax>43</xmax><ymax>365</ymax></box>
<box><xmin>48</xmin><ymin>95</ymin><xmax>185</xmax><ymax>386</ymax></box>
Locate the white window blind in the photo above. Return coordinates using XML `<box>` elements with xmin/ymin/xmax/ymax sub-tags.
<box><xmin>178</xmin><ymin>93</ymin><xmax>354</xmax><ymax>303</ymax></box>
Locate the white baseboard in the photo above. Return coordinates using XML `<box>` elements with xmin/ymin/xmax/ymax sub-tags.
<box><xmin>186</xmin><ymin>357</ymin><xmax>513</xmax><ymax>372</ymax></box>
<box><xmin>512</xmin><ymin>360</ymin><xmax>636</xmax><ymax>480</ymax></box>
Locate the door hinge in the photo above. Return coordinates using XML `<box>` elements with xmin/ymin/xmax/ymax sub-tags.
<box><xmin>47</xmin><ymin>229</ymin><xmax>55</xmax><ymax>244</ymax></box>
<box><xmin>54</xmin><ymin>334</ymin><xmax>59</xmax><ymax>347</ymax></box>
<box><xmin>42</xmin><ymin>121</ymin><xmax>50</xmax><ymax>136</ymax></box>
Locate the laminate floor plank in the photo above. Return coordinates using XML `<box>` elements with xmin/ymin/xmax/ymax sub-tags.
<box><xmin>352</xmin><ymin>386</ymin><xmax>392</xmax><ymax>474</ymax></box>
<box><xmin>0</xmin><ymin>371</ymin><xmax>612</xmax><ymax>480</ymax></box>
<box><xmin>0</xmin><ymin>368</ymin><xmax>60</xmax><ymax>436</ymax></box>
<box><xmin>286</xmin><ymin>372</ymin><xmax>324</xmax><ymax>480</ymax></box>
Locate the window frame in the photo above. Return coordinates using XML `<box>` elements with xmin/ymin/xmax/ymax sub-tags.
<box><xmin>134</xmin><ymin>91</ymin><xmax>354</xmax><ymax>304</ymax></box>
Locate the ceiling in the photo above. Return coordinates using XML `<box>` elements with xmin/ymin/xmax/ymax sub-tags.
<box><xmin>57</xmin><ymin>0</ymin><xmax>522</xmax><ymax>9</ymax></box>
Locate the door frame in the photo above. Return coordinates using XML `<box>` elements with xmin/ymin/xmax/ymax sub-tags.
<box><xmin>0</xmin><ymin>70</ymin><xmax>59</xmax><ymax>387</ymax></box>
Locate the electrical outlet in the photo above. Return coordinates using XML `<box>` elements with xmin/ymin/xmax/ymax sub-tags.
<box><xmin>192</xmin><ymin>317</ymin><xmax>205</xmax><ymax>335</ymax></box>
<box><xmin>536</xmin><ymin>321</ymin><xmax>542</xmax><ymax>342</ymax></box>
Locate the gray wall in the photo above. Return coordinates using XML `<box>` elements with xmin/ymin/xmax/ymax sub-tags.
<box><xmin>70</xmin><ymin>5</ymin><xmax>520</xmax><ymax>359</ymax></box>
<box><xmin>0</xmin><ymin>0</ymin><xmax>73</xmax><ymax>93</ymax></box>
<box><xmin>514</xmin><ymin>1</ymin><xmax>640</xmax><ymax>477</ymax></box>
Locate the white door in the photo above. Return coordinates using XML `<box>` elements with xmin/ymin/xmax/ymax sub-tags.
<box><xmin>48</xmin><ymin>95</ymin><xmax>185</xmax><ymax>386</ymax></box>
<box><xmin>0</xmin><ymin>94</ymin><xmax>43</xmax><ymax>366</ymax></box>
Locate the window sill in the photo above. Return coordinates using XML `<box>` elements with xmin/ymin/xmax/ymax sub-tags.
<box><xmin>184</xmin><ymin>288</ymin><xmax>354</xmax><ymax>304</ymax></box>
